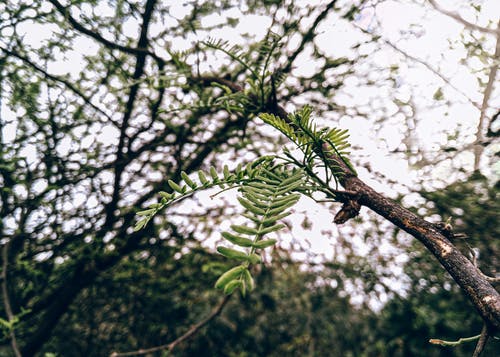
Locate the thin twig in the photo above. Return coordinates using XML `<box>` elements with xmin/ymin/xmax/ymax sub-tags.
<box><xmin>428</xmin><ymin>0</ymin><xmax>499</xmax><ymax>35</ymax></box>
<box><xmin>1</xmin><ymin>242</ymin><xmax>22</xmax><ymax>357</ymax></box>
<box><xmin>110</xmin><ymin>295</ymin><xmax>231</xmax><ymax>357</ymax></box>
<box><xmin>473</xmin><ymin>19</ymin><xmax>500</xmax><ymax>171</ymax></box>
<box><xmin>0</xmin><ymin>46</ymin><xmax>116</xmax><ymax>124</ymax></box>
<box><xmin>471</xmin><ymin>250</ymin><xmax>500</xmax><ymax>283</ymax></box>
<box><xmin>282</xmin><ymin>0</ymin><xmax>338</xmax><ymax>74</ymax></box>
<box><xmin>472</xmin><ymin>324</ymin><xmax>489</xmax><ymax>357</ymax></box>
<box><xmin>47</xmin><ymin>0</ymin><xmax>165</xmax><ymax>64</ymax></box>
<box><xmin>383</xmin><ymin>39</ymin><xmax>481</xmax><ymax>110</ymax></box>
<box><xmin>429</xmin><ymin>334</ymin><xmax>481</xmax><ymax>346</ymax></box>
<box><xmin>351</xmin><ymin>21</ymin><xmax>481</xmax><ymax>109</ymax></box>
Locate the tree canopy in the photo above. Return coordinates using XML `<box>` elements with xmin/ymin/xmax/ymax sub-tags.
<box><xmin>0</xmin><ymin>0</ymin><xmax>498</xmax><ymax>356</ymax></box>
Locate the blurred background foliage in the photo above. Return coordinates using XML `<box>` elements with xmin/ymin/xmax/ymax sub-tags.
<box><xmin>0</xmin><ymin>0</ymin><xmax>498</xmax><ymax>355</ymax></box>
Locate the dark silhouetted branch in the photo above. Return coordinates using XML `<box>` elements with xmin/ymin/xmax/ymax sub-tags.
<box><xmin>1</xmin><ymin>242</ymin><xmax>22</xmax><ymax>357</ymax></box>
<box><xmin>110</xmin><ymin>295</ymin><xmax>231</xmax><ymax>357</ymax></box>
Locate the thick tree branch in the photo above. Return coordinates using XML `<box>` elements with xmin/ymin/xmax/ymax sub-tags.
<box><xmin>202</xmin><ymin>74</ymin><xmax>500</xmax><ymax>334</ymax></box>
<box><xmin>110</xmin><ymin>295</ymin><xmax>231</xmax><ymax>357</ymax></box>
<box><xmin>336</xmin><ymin>171</ymin><xmax>500</xmax><ymax>334</ymax></box>
<box><xmin>104</xmin><ymin>0</ymin><xmax>157</xmax><ymax>230</ymax></box>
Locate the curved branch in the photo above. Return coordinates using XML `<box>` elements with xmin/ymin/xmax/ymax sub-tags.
<box><xmin>282</xmin><ymin>0</ymin><xmax>338</xmax><ymax>74</ymax></box>
<box><xmin>1</xmin><ymin>241</ymin><xmax>22</xmax><ymax>357</ymax></box>
<box><xmin>428</xmin><ymin>0</ymin><xmax>500</xmax><ymax>35</ymax></box>
<box><xmin>47</xmin><ymin>0</ymin><xmax>165</xmax><ymax>65</ymax></box>
<box><xmin>205</xmin><ymin>75</ymin><xmax>500</xmax><ymax>334</ymax></box>
<box><xmin>473</xmin><ymin>19</ymin><xmax>500</xmax><ymax>171</ymax></box>
<box><xmin>472</xmin><ymin>324</ymin><xmax>489</xmax><ymax>357</ymax></box>
<box><xmin>109</xmin><ymin>295</ymin><xmax>231</xmax><ymax>357</ymax></box>
<box><xmin>382</xmin><ymin>39</ymin><xmax>481</xmax><ymax>109</ymax></box>
<box><xmin>0</xmin><ymin>46</ymin><xmax>115</xmax><ymax>123</ymax></box>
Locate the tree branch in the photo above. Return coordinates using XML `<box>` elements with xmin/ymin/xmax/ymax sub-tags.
<box><xmin>282</xmin><ymin>0</ymin><xmax>338</xmax><ymax>74</ymax></box>
<box><xmin>383</xmin><ymin>39</ymin><xmax>481</xmax><ymax>109</ymax></box>
<box><xmin>47</xmin><ymin>0</ymin><xmax>165</xmax><ymax>64</ymax></box>
<box><xmin>338</xmin><ymin>172</ymin><xmax>500</xmax><ymax>333</ymax></box>
<box><xmin>428</xmin><ymin>0</ymin><xmax>500</xmax><ymax>35</ymax></box>
<box><xmin>110</xmin><ymin>295</ymin><xmax>231</xmax><ymax>357</ymax></box>
<box><xmin>473</xmin><ymin>19</ymin><xmax>500</xmax><ymax>171</ymax></box>
<box><xmin>103</xmin><ymin>0</ymin><xmax>157</xmax><ymax>230</ymax></box>
<box><xmin>1</xmin><ymin>241</ymin><xmax>22</xmax><ymax>357</ymax></box>
<box><xmin>0</xmin><ymin>46</ymin><xmax>115</xmax><ymax>123</ymax></box>
<box><xmin>201</xmin><ymin>74</ymin><xmax>500</xmax><ymax>334</ymax></box>
<box><xmin>472</xmin><ymin>324</ymin><xmax>489</xmax><ymax>357</ymax></box>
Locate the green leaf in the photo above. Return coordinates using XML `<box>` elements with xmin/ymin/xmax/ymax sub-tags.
<box><xmin>246</xmin><ymin>253</ymin><xmax>261</xmax><ymax>264</ymax></box>
<box><xmin>230</xmin><ymin>225</ymin><xmax>259</xmax><ymax>235</ymax></box>
<box><xmin>181</xmin><ymin>171</ymin><xmax>197</xmax><ymax>189</ymax></box>
<box><xmin>275</xmin><ymin>180</ymin><xmax>303</xmax><ymax>195</ymax></box>
<box><xmin>159</xmin><ymin>191</ymin><xmax>174</xmax><ymax>199</ymax></box>
<box><xmin>252</xmin><ymin>239</ymin><xmax>277</xmax><ymax>249</ymax></box>
<box><xmin>257</xmin><ymin>224</ymin><xmax>285</xmax><ymax>235</ymax></box>
<box><xmin>242</xmin><ymin>184</ymin><xmax>273</xmax><ymax>196</ymax></box>
<box><xmin>198</xmin><ymin>170</ymin><xmax>209</xmax><ymax>185</ymax></box>
<box><xmin>209</xmin><ymin>166</ymin><xmax>219</xmax><ymax>182</ymax></box>
<box><xmin>214</xmin><ymin>265</ymin><xmax>245</xmax><ymax>289</ymax></box>
<box><xmin>267</xmin><ymin>198</ymin><xmax>300</xmax><ymax>216</ymax></box>
<box><xmin>241</xmin><ymin>212</ymin><xmax>261</xmax><ymax>223</ymax></box>
<box><xmin>237</xmin><ymin>197</ymin><xmax>266</xmax><ymax>215</ymax></box>
<box><xmin>240</xmin><ymin>186</ymin><xmax>270</xmax><ymax>201</ymax></box>
<box><xmin>255</xmin><ymin>174</ymin><xmax>281</xmax><ymax>185</ymax></box>
<box><xmin>221</xmin><ymin>232</ymin><xmax>254</xmax><ymax>247</ymax></box>
<box><xmin>262</xmin><ymin>211</ymin><xmax>291</xmax><ymax>226</ymax></box>
<box><xmin>136</xmin><ymin>208</ymin><xmax>155</xmax><ymax>216</ymax></box>
<box><xmin>133</xmin><ymin>218</ymin><xmax>148</xmax><ymax>231</ymax></box>
<box><xmin>217</xmin><ymin>246</ymin><xmax>249</xmax><ymax>261</ymax></box>
<box><xmin>270</xmin><ymin>194</ymin><xmax>300</xmax><ymax>208</ymax></box>
<box><xmin>247</xmin><ymin>181</ymin><xmax>274</xmax><ymax>191</ymax></box>
<box><xmin>223</xmin><ymin>279</ymin><xmax>242</xmax><ymax>294</ymax></box>
<box><xmin>223</xmin><ymin>165</ymin><xmax>231</xmax><ymax>179</ymax></box>
<box><xmin>168</xmin><ymin>179</ymin><xmax>185</xmax><ymax>193</ymax></box>
<box><xmin>242</xmin><ymin>268</ymin><xmax>254</xmax><ymax>291</ymax></box>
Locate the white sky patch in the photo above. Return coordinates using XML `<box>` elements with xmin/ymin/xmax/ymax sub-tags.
<box><xmin>96</xmin><ymin>124</ymin><xmax>120</xmax><ymax>145</ymax></box>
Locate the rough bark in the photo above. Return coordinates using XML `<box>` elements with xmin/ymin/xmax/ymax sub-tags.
<box><xmin>197</xmin><ymin>71</ymin><xmax>500</xmax><ymax>332</ymax></box>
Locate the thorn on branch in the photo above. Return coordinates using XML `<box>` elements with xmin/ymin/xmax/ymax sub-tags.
<box><xmin>433</xmin><ymin>219</ymin><xmax>468</xmax><ymax>240</ymax></box>
<box><xmin>470</xmin><ymin>249</ymin><xmax>500</xmax><ymax>283</ymax></box>
<box><xmin>333</xmin><ymin>199</ymin><xmax>361</xmax><ymax>224</ymax></box>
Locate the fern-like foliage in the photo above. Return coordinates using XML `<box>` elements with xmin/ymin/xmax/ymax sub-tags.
<box><xmin>215</xmin><ymin>167</ymin><xmax>303</xmax><ymax>295</ymax></box>
<box><xmin>134</xmin><ymin>157</ymin><xmax>304</xmax><ymax>295</ymax></box>
<box><xmin>135</xmin><ymin>106</ymin><xmax>355</xmax><ymax>296</ymax></box>
<box><xmin>260</xmin><ymin>105</ymin><xmax>356</xmax><ymax>189</ymax></box>
<box><xmin>202</xmin><ymin>32</ymin><xmax>283</xmax><ymax>108</ymax></box>
<box><xmin>203</xmin><ymin>38</ymin><xmax>259</xmax><ymax>79</ymax></box>
<box><xmin>134</xmin><ymin>156</ymin><xmax>276</xmax><ymax>232</ymax></box>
